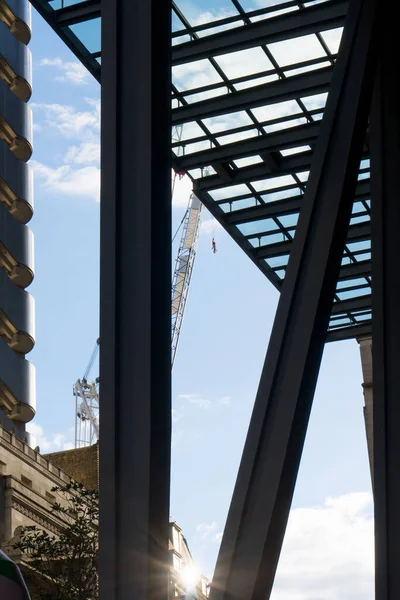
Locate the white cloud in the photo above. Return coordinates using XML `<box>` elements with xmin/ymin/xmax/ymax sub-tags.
<box><xmin>196</xmin><ymin>521</ymin><xmax>218</xmax><ymax>540</ymax></box>
<box><xmin>218</xmin><ymin>396</ymin><xmax>232</xmax><ymax>406</ymax></box>
<box><xmin>271</xmin><ymin>492</ymin><xmax>374</xmax><ymax>600</ymax></box>
<box><xmin>32</xmin><ymin>160</ymin><xmax>100</xmax><ymax>202</ymax></box>
<box><xmin>201</xmin><ymin>217</ymin><xmax>222</xmax><ymax>235</ymax></box>
<box><xmin>204</xmin><ymin>493</ymin><xmax>373</xmax><ymax>599</ymax></box>
<box><xmin>172</xmin><ymin>172</ymin><xmax>193</xmax><ymax>207</ymax></box>
<box><xmin>26</xmin><ymin>423</ymin><xmax>74</xmax><ymax>453</ymax></box>
<box><xmin>178</xmin><ymin>393</ymin><xmax>212</xmax><ymax>409</ymax></box>
<box><xmin>29</xmin><ymin>99</ymin><xmax>100</xmax><ymax>202</ymax></box>
<box><xmin>38</xmin><ymin>57</ymin><xmax>90</xmax><ymax>86</ymax></box>
<box><xmin>31</xmin><ymin>99</ymin><xmax>100</xmax><ymax>139</ymax></box>
<box><xmin>64</xmin><ymin>142</ymin><xmax>100</xmax><ymax>165</ymax></box>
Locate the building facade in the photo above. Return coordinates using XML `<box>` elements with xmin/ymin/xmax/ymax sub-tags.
<box><xmin>170</xmin><ymin>522</ymin><xmax>209</xmax><ymax>600</ymax></box>
<box><xmin>0</xmin><ymin>0</ymin><xmax>35</xmax><ymax>443</ymax></box>
<box><xmin>0</xmin><ymin>436</ymin><xmax>209</xmax><ymax>599</ymax></box>
<box><xmin>47</xmin><ymin>444</ymin><xmax>210</xmax><ymax>600</ymax></box>
<box><xmin>358</xmin><ymin>336</ymin><xmax>373</xmax><ymax>488</ymax></box>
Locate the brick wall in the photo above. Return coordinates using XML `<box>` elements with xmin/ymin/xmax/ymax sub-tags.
<box><xmin>44</xmin><ymin>442</ymin><xmax>99</xmax><ymax>491</ymax></box>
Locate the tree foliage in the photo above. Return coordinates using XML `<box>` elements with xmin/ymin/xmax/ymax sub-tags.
<box><xmin>15</xmin><ymin>481</ymin><xmax>98</xmax><ymax>600</ymax></box>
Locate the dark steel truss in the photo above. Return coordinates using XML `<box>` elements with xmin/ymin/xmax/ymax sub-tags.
<box><xmin>370</xmin><ymin>20</ymin><xmax>400</xmax><ymax>598</ymax></box>
<box><xmin>29</xmin><ymin>3</ymin><xmax>398</xmax><ymax>600</ymax></box>
<box><xmin>30</xmin><ymin>0</ymin><xmax>372</xmax><ymax>342</ymax></box>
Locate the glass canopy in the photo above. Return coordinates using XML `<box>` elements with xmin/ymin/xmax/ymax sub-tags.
<box><xmin>30</xmin><ymin>0</ymin><xmax>371</xmax><ymax>341</ymax></box>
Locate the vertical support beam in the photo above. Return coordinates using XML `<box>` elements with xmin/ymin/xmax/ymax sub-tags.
<box><xmin>211</xmin><ymin>2</ymin><xmax>380</xmax><ymax>600</ymax></box>
<box><xmin>99</xmin><ymin>2</ymin><xmax>171</xmax><ymax>600</ymax></box>
<box><xmin>370</xmin><ymin>28</ymin><xmax>400</xmax><ymax>600</ymax></box>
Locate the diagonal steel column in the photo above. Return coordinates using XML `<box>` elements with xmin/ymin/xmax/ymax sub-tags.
<box><xmin>210</xmin><ymin>2</ymin><xmax>380</xmax><ymax>600</ymax></box>
<box><xmin>99</xmin><ymin>2</ymin><xmax>171</xmax><ymax>600</ymax></box>
<box><xmin>370</xmin><ymin>29</ymin><xmax>400</xmax><ymax>600</ymax></box>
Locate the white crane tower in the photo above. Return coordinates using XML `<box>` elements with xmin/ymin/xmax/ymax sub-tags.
<box><xmin>74</xmin><ymin>124</ymin><xmax>205</xmax><ymax>447</ymax></box>
<box><xmin>74</xmin><ymin>338</ymin><xmax>100</xmax><ymax>447</ymax></box>
<box><xmin>171</xmin><ymin>191</ymin><xmax>203</xmax><ymax>367</ymax></box>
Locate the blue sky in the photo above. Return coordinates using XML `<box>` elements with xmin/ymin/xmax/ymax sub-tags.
<box><xmin>27</xmin><ymin>3</ymin><xmax>373</xmax><ymax>598</ymax></box>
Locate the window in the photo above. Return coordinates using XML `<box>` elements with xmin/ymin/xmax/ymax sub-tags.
<box><xmin>172</xmin><ymin>526</ymin><xmax>180</xmax><ymax>553</ymax></box>
<box><xmin>173</xmin><ymin>554</ymin><xmax>181</xmax><ymax>573</ymax></box>
<box><xmin>21</xmin><ymin>474</ymin><xmax>32</xmax><ymax>488</ymax></box>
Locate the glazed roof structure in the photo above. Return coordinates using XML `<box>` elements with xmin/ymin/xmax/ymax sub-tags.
<box><xmin>30</xmin><ymin>0</ymin><xmax>372</xmax><ymax>341</ymax></box>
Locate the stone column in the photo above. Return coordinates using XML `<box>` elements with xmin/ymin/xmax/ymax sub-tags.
<box><xmin>358</xmin><ymin>336</ymin><xmax>373</xmax><ymax>488</ymax></box>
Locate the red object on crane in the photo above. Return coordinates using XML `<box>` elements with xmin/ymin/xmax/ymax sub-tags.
<box><xmin>176</xmin><ymin>170</ymin><xmax>185</xmax><ymax>180</ymax></box>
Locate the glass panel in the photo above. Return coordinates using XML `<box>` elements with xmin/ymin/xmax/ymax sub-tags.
<box><xmin>337</xmin><ymin>287</ymin><xmax>370</xmax><ymax>301</ymax></box>
<box><xmin>69</xmin><ymin>18</ymin><xmax>101</xmax><ymax>54</ymax></box>
<box><xmin>49</xmin><ymin>0</ymin><xmax>84</xmax><ymax>8</ymax></box>
<box><xmin>237</xmin><ymin>218</ymin><xmax>277</xmax><ymax>236</ymax></box>
<box><xmin>279</xmin><ymin>213</ymin><xmax>299</xmax><ymax>228</ymax></box>
<box><xmin>336</xmin><ymin>277</ymin><xmax>368</xmax><ymax>290</ymax></box>
<box><xmin>268</xmin><ymin>34</ymin><xmax>326</xmax><ymax>66</ymax></box>
<box><xmin>320</xmin><ymin>27</ymin><xmax>343</xmax><ymax>54</ymax></box>
<box><xmin>266</xmin><ymin>254</ymin><xmax>290</xmax><ymax>268</ymax></box>
<box><xmin>215</xmin><ymin>47</ymin><xmax>274</xmax><ymax>79</ymax></box>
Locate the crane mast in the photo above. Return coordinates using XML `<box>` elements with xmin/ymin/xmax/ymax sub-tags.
<box><xmin>171</xmin><ymin>193</ymin><xmax>203</xmax><ymax>368</ymax></box>
<box><xmin>74</xmin><ymin>339</ymin><xmax>100</xmax><ymax>448</ymax></box>
<box><xmin>74</xmin><ymin>124</ymin><xmax>205</xmax><ymax>446</ymax></box>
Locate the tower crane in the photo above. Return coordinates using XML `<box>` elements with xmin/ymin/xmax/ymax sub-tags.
<box><xmin>74</xmin><ymin>339</ymin><xmax>100</xmax><ymax>448</ymax></box>
<box><xmin>171</xmin><ymin>123</ymin><xmax>205</xmax><ymax>366</ymax></box>
<box><xmin>171</xmin><ymin>191</ymin><xmax>203</xmax><ymax>368</ymax></box>
<box><xmin>74</xmin><ymin>124</ymin><xmax>206</xmax><ymax>447</ymax></box>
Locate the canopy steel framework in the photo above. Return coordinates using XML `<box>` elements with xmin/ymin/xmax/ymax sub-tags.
<box><xmin>31</xmin><ymin>0</ymin><xmax>373</xmax><ymax>342</ymax></box>
<box><xmin>27</xmin><ymin>0</ymin><xmax>397</xmax><ymax>599</ymax></box>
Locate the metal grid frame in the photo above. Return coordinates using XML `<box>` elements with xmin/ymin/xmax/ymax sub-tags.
<box><xmin>29</xmin><ymin>0</ymin><xmax>372</xmax><ymax>341</ymax></box>
<box><xmin>29</xmin><ymin>2</ymin><xmax>400</xmax><ymax>600</ymax></box>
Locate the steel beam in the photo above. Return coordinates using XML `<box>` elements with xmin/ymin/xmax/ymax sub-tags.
<box><xmin>194</xmin><ymin>151</ymin><xmax>314</xmax><ymax>191</ymax></box>
<box><xmin>227</xmin><ymin>196</ymin><xmax>302</xmax><ymax>224</ymax></box>
<box><xmin>172</xmin><ymin>66</ymin><xmax>333</xmax><ymax>125</ymax></box>
<box><xmin>252</xmin><ymin>220</ymin><xmax>371</xmax><ymax>259</ymax></box>
<box><xmin>194</xmin><ymin>148</ymin><xmax>369</xmax><ymax>192</ymax></box>
<box><xmin>99</xmin><ymin>1</ymin><xmax>171</xmax><ymax>599</ymax></box>
<box><xmin>55</xmin><ymin>0</ymin><xmax>101</xmax><ymax>27</ymax></box>
<box><xmin>370</xmin><ymin>26</ymin><xmax>400</xmax><ymax>600</ymax></box>
<box><xmin>276</xmin><ymin>260</ymin><xmax>372</xmax><ymax>283</ymax></box>
<box><xmin>172</xmin><ymin>0</ymin><xmax>347</xmax><ymax>66</ymax></box>
<box><xmin>331</xmin><ymin>294</ymin><xmax>371</xmax><ymax>315</ymax></box>
<box><xmin>210</xmin><ymin>2</ymin><xmax>379</xmax><ymax>599</ymax></box>
<box><xmin>224</xmin><ymin>179</ymin><xmax>371</xmax><ymax>225</ymax></box>
<box><xmin>176</xmin><ymin>122</ymin><xmax>320</xmax><ymax>172</ymax></box>
<box><xmin>28</xmin><ymin>0</ymin><xmax>100</xmax><ymax>81</ymax></box>
<box><xmin>326</xmin><ymin>321</ymin><xmax>371</xmax><ymax>342</ymax></box>
<box><xmin>338</xmin><ymin>259</ymin><xmax>371</xmax><ymax>280</ymax></box>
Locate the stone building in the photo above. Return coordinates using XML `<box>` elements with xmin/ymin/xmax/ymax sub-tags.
<box><xmin>0</xmin><ymin>423</ymin><xmax>79</xmax><ymax>596</ymax></box>
<box><xmin>358</xmin><ymin>336</ymin><xmax>373</xmax><ymax>487</ymax></box>
<box><xmin>44</xmin><ymin>442</ymin><xmax>210</xmax><ymax>599</ymax></box>
<box><xmin>0</xmin><ymin>428</ymin><xmax>208</xmax><ymax>598</ymax></box>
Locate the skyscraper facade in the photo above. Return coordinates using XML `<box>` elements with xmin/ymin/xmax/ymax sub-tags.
<box><xmin>0</xmin><ymin>0</ymin><xmax>35</xmax><ymax>443</ymax></box>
